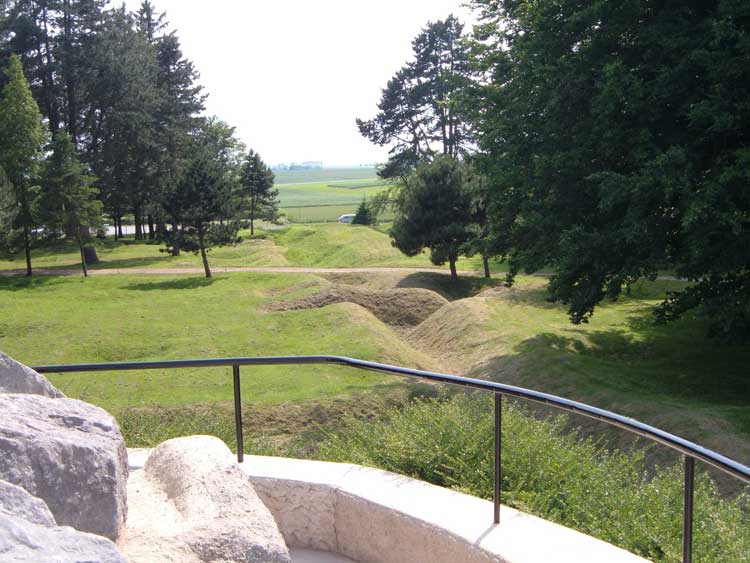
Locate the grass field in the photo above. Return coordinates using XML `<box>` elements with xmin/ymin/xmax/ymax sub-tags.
<box><xmin>0</xmin><ymin>223</ymin><xmax>501</xmax><ymax>273</ymax></box>
<box><xmin>272</xmin><ymin>166</ymin><xmax>378</xmax><ymax>184</ymax></box>
<box><xmin>0</xmin><ymin>273</ymin><xmax>437</xmax><ymax>409</ymax></box>
<box><xmin>276</xmin><ymin>181</ymin><xmax>387</xmax><ymax>207</ymax></box>
<box><xmin>273</xmin><ymin>167</ymin><xmax>390</xmax><ymax>223</ymax></box>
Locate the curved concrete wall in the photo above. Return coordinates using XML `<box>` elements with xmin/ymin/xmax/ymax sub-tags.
<box><xmin>241</xmin><ymin>456</ymin><xmax>651</xmax><ymax>563</ymax></box>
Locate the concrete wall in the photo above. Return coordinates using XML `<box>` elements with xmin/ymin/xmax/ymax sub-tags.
<box><xmin>242</xmin><ymin>456</ymin><xmax>651</xmax><ymax>563</ymax></box>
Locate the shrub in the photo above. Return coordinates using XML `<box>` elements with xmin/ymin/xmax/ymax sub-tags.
<box><xmin>316</xmin><ymin>394</ymin><xmax>750</xmax><ymax>563</ymax></box>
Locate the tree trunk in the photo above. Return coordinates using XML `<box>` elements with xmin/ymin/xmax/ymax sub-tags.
<box><xmin>171</xmin><ymin>223</ymin><xmax>181</xmax><ymax>256</ymax></box>
<box><xmin>134</xmin><ymin>206</ymin><xmax>143</xmax><ymax>240</ymax></box>
<box><xmin>23</xmin><ymin>226</ymin><xmax>32</xmax><ymax>277</ymax></box>
<box><xmin>117</xmin><ymin>216</ymin><xmax>123</xmax><ymax>238</ymax></box>
<box><xmin>147</xmin><ymin>214</ymin><xmax>155</xmax><ymax>240</ymax></box>
<box><xmin>449</xmin><ymin>256</ymin><xmax>457</xmax><ymax>279</ymax></box>
<box><xmin>78</xmin><ymin>241</ymin><xmax>88</xmax><ymax>277</ymax></box>
<box><xmin>250</xmin><ymin>215</ymin><xmax>255</xmax><ymax>236</ymax></box>
<box><xmin>198</xmin><ymin>230</ymin><xmax>211</xmax><ymax>278</ymax></box>
<box><xmin>483</xmin><ymin>256</ymin><xmax>491</xmax><ymax>279</ymax></box>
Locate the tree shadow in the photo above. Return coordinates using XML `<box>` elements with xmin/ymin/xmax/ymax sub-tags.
<box><xmin>395</xmin><ymin>272</ymin><xmax>500</xmax><ymax>301</ymax></box>
<box><xmin>0</xmin><ymin>275</ymin><xmax>69</xmax><ymax>292</ymax></box>
<box><xmin>123</xmin><ymin>277</ymin><xmax>220</xmax><ymax>291</ymax></box>
<box><xmin>89</xmin><ymin>255</ymin><xmax>174</xmax><ymax>270</ymax></box>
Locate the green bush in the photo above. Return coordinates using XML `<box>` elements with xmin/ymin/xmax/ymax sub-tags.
<box><xmin>316</xmin><ymin>394</ymin><xmax>750</xmax><ymax>563</ymax></box>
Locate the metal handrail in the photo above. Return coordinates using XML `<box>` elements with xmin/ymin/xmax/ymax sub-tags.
<box><xmin>33</xmin><ymin>355</ymin><xmax>750</xmax><ymax>563</ymax></box>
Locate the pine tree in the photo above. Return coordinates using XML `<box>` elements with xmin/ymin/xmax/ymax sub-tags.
<box><xmin>37</xmin><ymin>131</ymin><xmax>101</xmax><ymax>276</ymax></box>
<box><xmin>162</xmin><ymin>119</ymin><xmax>241</xmax><ymax>278</ymax></box>
<box><xmin>357</xmin><ymin>15</ymin><xmax>474</xmax><ymax>179</ymax></box>
<box><xmin>391</xmin><ymin>155</ymin><xmax>474</xmax><ymax>279</ymax></box>
<box><xmin>0</xmin><ymin>53</ymin><xmax>46</xmax><ymax>276</ymax></box>
<box><xmin>352</xmin><ymin>199</ymin><xmax>375</xmax><ymax>226</ymax></box>
<box><xmin>239</xmin><ymin>149</ymin><xmax>277</xmax><ymax>236</ymax></box>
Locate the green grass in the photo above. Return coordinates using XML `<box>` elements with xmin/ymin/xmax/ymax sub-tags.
<box><xmin>407</xmin><ymin>276</ymin><xmax>750</xmax><ymax>469</ymax></box>
<box><xmin>272</xmin><ymin>167</ymin><xmax>378</xmax><ymax>184</ymax></box>
<box><xmin>0</xmin><ymin>224</ymin><xmax>499</xmax><ymax>274</ymax></box>
<box><xmin>276</xmin><ymin>181</ymin><xmax>388</xmax><ymax>207</ymax></box>
<box><xmin>314</xmin><ymin>394</ymin><xmax>750</xmax><ymax>563</ymax></box>
<box><xmin>0</xmin><ymin>273</ymin><xmax>437</xmax><ymax>411</ymax></box>
<box><xmin>326</xmin><ymin>179</ymin><xmax>386</xmax><ymax>189</ymax></box>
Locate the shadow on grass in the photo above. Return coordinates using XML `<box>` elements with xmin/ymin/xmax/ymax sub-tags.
<box><xmin>395</xmin><ymin>272</ymin><xmax>500</xmax><ymax>301</ymax></box>
<box><xmin>0</xmin><ymin>275</ymin><xmax>70</xmax><ymax>292</ymax></box>
<box><xmin>123</xmin><ymin>277</ymin><xmax>220</xmax><ymax>291</ymax></box>
<box><xmin>89</xmin><ymin>255</ymin><xmax>172</xmax><ymax>270</ymax></box>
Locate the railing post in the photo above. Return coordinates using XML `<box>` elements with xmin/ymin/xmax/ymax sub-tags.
<box><xmin>494</xmin><ymin>393</ymin><xmax>502</xmax><ymax>524</ymax></box>
<box><xmin>683</xmin><ymin>456</ymin><xmax>694</xmax><ymax>563</ymax></box>
<box><xmin>233</xmin><ymin>364</ymin><xmax>244</xmax><ymax>463</ymax></box>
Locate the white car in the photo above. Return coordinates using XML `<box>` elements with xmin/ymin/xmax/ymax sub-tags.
<box><xmin>338</xmin><ymin>214</ymin><xmax>355</xmax><ymax>224</ymax></box>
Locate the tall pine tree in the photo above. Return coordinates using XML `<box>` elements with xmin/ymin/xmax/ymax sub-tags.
<box><xmin>0</xmin><ymin>53</ymin><xmax>45</xmax><ymax>275</ymax></box>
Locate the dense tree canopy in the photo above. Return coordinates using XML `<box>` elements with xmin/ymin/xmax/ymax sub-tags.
<box><xmin>391</xmin><ymin>155</ymin><xmax>474</xmax><ymax>278</ymax></box>
<box><xmin>469</xmin><ymin>0</ymin><xmax>750</xmax><ymax>339</ymax></box>
<box><xmin>0</xmin><ymin>53</ymin><xmax>45</xmax><ymax>275</ymax></box>
<box><xmin>37</xmin><ymin>131</ymin><xmax>101</xmax><ymax>275</ymax></box>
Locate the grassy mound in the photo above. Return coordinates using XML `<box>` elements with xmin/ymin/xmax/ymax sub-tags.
<box><xmin>268</xmin><ymin>283</ymin><xmax>449</xmax><ymax>327</ymax></box>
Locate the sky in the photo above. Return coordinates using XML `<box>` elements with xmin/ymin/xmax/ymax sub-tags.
<box><xmin>122</xmin><ymin>0</ymin><xmax>475</xmax><ymax>167</ymax></box>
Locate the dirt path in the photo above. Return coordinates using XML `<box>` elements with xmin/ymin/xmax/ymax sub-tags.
<box><xmin>0</xmin><ymin>265</ymin><xmax>683</xmax><ymax>281</ymax></box>
<box><xmin>0</xmin><ymin>266</ymin><xmax>484</xmax><ymax>277</ymax></box>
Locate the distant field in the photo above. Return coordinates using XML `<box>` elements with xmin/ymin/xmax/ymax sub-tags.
<box><xmin>281</xmin><ymin>204</ymin><xmax>359</xmax><ymax>223</ymax></box>
<box><xmin>276</xmin><ymin>181</ymin><xmax>388</xmax><ymax>208</ymax></box>
<box><xmin>326</xmin><ymin>179</ymin><xmax>386</xmax><ymax>189</ymax></box>
<box><xmin>273</xmin><ymin>167</ymin><xmax>378</xmax><ymax>184</ymax></box>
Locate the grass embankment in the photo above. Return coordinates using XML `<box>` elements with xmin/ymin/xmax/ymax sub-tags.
<box><xmin>317</xmin><ymin>395</ymin><xmax>750</xmax><ymax>563</ymax></box>
<box><xmin>0</xmin><ymin>223</ymin><xmax>505</xmax><ymax>274</ymax></box>
<box><xmin>0</xmin><ymin>272</ymin><xmax>438</xmax><ymax>445</ymax></box>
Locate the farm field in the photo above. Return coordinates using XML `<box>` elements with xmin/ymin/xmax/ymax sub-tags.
<box><xmin>273</xmin><ymin>167</ymin><xmax>390</xmax><ymax>223</ymax></box>
<box><xmin>272</xmin><ymin>166</ymin><xmax>379</xmax><ymax>184</ymax></box>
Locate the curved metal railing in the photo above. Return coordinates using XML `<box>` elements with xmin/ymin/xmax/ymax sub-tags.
<box><xmin>34</xmin><ymin>355</ymin><xmax>750</xmax><ymax>563</ymax></box>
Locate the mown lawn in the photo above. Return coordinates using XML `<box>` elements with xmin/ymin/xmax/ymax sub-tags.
<box><xmin>0</xmin><ymin>273</ymin><xmax>437</xmax><ymax>411</ymax></box>
<box><xmin>0</xmin><ymin>223</ymin><xmax>506</xmax><ymax>274</ymax></box>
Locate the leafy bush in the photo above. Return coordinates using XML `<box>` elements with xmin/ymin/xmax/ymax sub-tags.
<box><xmin>316</xmin><ymin>394</ymin><xmax>750</xmax><ymax>563</ymax></box>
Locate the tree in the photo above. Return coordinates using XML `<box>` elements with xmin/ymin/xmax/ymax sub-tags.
<box><xmin>0</xmin><ymin>53</ymin><xmax>45</xmax><ymax>275</ymax></box>
<box><xmin>357</xmin><ymin>15</ymin><xmax>474</xmax><ymax>179</ymax></box>
<box><xmin>239</xmin><ymin>149</ymin><xmax>277</xmax><ymax>236</ymax></box>
<box><xmin>352</xmin><ymin>198</ymin><xmax>375</xmax><ymax>226</ymax></box>
<box><xmin>161</xmin><ymin>119</ymin><xmax>240</xmax><ymax>277</ymax></box>
<box><xmin>37</xmin><ymin>131</ymin><xmax>101</xmax><ymax>275</ymax></box>
<box><xmin>391</xmin><ymin>155</ymin><xmax>474</xmax><ymax>278</ymax></box>
<box><xmin>470</xmin><ymin>0</ymin><xmax>750</xmax><ymax>340</ymax></box>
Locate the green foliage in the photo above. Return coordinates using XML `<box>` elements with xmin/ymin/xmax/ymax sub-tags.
<box><xmin>36</xmin><ymin>132</ymin><xmax>102</xmax><ymax>275</ymax></box>
<box><xmin>0</xmin><ymin>53</ymin><xmax>45</xmax><ymax>273</ymax></box>
<box><xmin>318</xmin><ymin>394</ymin><xmax>750</xmax><ymax>563</ymax></box>
<box><xmin>390</xmin><ymin>155</ymin><xmax>475</xmax><ymax>277</ymax></box>
<box><xmin>357</xmin><ymin>15</ymin><xmax>474</xmax><ymax>177</ymax></box>
<box><xmin>351</xmin><ymin>198</ymin><xmax>375</xmax><ymax>226</ymax></box>
<box><xmin>239</xmin><ymin>149</ymin><xmax>278</xmax><ymax>235</ymax></box>
<box><xmin>161</xmin><ymin>119</ymin><xmax>242</xmax><ymax>277</ymax></box>
<box><xmin>470</xmin><ymin>0</ymin><xmax>750</xmax><ymax>340</ymax></box>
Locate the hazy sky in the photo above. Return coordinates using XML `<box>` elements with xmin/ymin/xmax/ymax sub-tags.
<box><xmin>121</xmin><ymin>0</ymin><xmax>475</xmax><ymax>166</ymax></box>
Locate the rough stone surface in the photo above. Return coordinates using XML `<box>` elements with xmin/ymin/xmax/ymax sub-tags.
<box><xmin>0</xmin><ymin>351</ymin><xmax>64</xmax><ymax>398</ymax></box>
<box><xmin>0</xmin><ymin>479</ymin><xmax>127</xmax><ymax>563</ymax></box>
<box><xmin>0</xmin><ymin>514</ymin><xmax>127</xmax><ymax>563</ymax></box>
<box><xmin>0</xmin><ymin>479</ymin><xmax>55</xmax><ymax>527</ymax></box>
<box><xmin>0</xmin><ymin>394</ymin><xmax>128</xmax><ymax>539</ymax></box>
<box><xmin>121</xmin><ymin>436</ymin><xmax>291</xmax><ymax>563</ymax></box>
